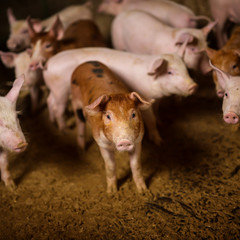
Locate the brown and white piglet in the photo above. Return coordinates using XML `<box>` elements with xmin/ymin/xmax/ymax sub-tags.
<box><xmin>71</xmin><ymin>61</ymin><xmax>152</xmax><ymax>193</ymax></box>
<box><xmin>0</xmin><ymin>74</ymin><xmax>28</xmax><ymax>189</ymax></box>
<box><xmin>27</xmin><ymin>16</ymin><xmax>106</xmax><ymax>70</ymax></box>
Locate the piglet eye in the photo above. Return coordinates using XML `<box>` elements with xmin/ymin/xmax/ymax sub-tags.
<box><xmin>225</xmin><ymin>93</ymin><xmax>228</xmax><ymax>97</ymax></box>
<box><xmin>106</xmin><ymin>114</ymin><xmax>111</xmax><ymax>120</ymax></box>
<box><xmin>45</xmin><ymin>43</ymin><xmax>52</xmax><ymax>49</ymax></box>
<box><xmin>232</xmin><ymin>64</ymin><xmax>237</xmax><ymax>69</ymax></box>
<box><xmin>21</xmin><ymin>29</ymin><xmax>28</xmax><ymax>34</ymax></box>
<box><xmin>167</xmin><ymin>71</ymin><xmax>172</xmax><ymax>75</ymax></box>
<box><xmin>132</xmin><ymin>112</ymin><xmax>136</xmax><ymax>118</ymax></box>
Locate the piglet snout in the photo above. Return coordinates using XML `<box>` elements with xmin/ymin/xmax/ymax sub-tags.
<box><xmin>224</xmin><ymin>112</ymin><xmax>239</xmax><ymax>124</ymax></box>
<box><xmin>29</xmin><ymin>61</ymin><xmax>40</xmax><ymax>71</ymax></box>
<box><xmin>116</xmin><ymin>140</ymin><xmax>134</xmax><ymax>152</ymax></box>
<box><xmin>188</xmin><ymin>83</ymin><xmax>198</xmax><ymax>95</ymax></box>
<box><xmin>14</xmin><ymin>142</ymin><xmax>28</xmax><ymax>153</ymax></box>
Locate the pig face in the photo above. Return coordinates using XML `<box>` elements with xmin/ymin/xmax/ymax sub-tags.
<box><xmin>85</xmin><ymin>92</ymin><xmax>151</xmax><ymax>152</ymax></box>
<box><xmin>7</xmin><ymin>9</ymin><xmax>31</xmax><ymax>51</ymax></box>
<box><xmin>209</xmin><ymin>61</ymin><xmax>240</xmax><ymax>124</ymax></box>
<box><xmin>27</xmin><ymin>16</ymin><xmax>64</xmax><ymax>70</ymax></box>
<box><xmin>148</xmin><ymin>54</ymin><xmax>197</xmax><ymax>97</ymax></box>
<box><xmin>0</xmin><ymin>75</ymin><xmax>27</xmax><ymax>152</ymax></box>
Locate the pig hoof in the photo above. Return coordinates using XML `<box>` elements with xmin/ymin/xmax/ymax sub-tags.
<box><xmin>136</xmin><ymin>183</ymin><xmax>147</xmax><ymax>194</ymax></box>
<box><xmin>5</xmin><ymin>179</ymin><xmax>17</xmax><ymax>191</ymax></box>
<box><xmin>107</xmin><ymin>184</ymin><xmax>118</xmax><ymax>194</ymax></box>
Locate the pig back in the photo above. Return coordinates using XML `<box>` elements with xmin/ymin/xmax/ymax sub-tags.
<box><xmin>71</xmin><ymin>61</ymin><xmax>129</xmax><ymax>107</ymax></box>
<box><xmin>61</xmin><ymin>20</ymin><xmax>106</xmax><ymax>51</ymax></box>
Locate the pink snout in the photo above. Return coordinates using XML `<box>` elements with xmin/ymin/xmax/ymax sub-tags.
<box><xmin>14</xmin><ymin>141</ymin><xmax>28</xmax><ymax>153</ymax></box>
<box><xmin>188</xmin><ymin>83</ymin><xmax>198</xmax><ymax>95</ymax></box>
<box><xmin>29</xmin><ymin>61</ymin><xmax>40</xmax><ymax>71</ymax></box>
<box><xmin>7</xmin><ymin>40</ymin><xmax>21</xmax><ymax>51</ymax></box>
<box><xmin>116</xmin><ymin>140</ymin><xmax>134</xmax><ymax>152</ymax></box>
<box><xmin>224</xmin><ymin>112</ymin><xmax>239</xmax><ymax>124</ymax></box>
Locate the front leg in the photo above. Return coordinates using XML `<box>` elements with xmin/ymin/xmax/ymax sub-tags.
<box><xmin>99</xmin><ymin>147</ymin><xmax>117</xmax><ymax>193</ymax></box>
<box><xmin>142</xmin><ymin>107</ymin><xmax>162</xmax><ymax>146</ymax></box>
<box><xmin>129</xmin><ymin>142</ymin><xmax>147</xmax><ymax>193</ymax></box>
<box><xmin>0</xmin><ymin>149</ymin><xmax>16</xmax><ymax>189</ymax></box>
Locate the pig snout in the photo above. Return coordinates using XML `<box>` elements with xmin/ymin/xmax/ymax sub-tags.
<box><xmin>14</xmin><ymin>141</ymin><xmax>28</xmax><ymax>153</ymax></box>
<box><xmin>188</xmin><ymin>83</ymin><xmax>198</xmax><ymax>95</ymax></box>
<box><xmin>7</xmin><ymin>39</ymin><xmax>21</xmax><ymax>51</ymax></box>
<box><xmin>29</xmin><ymin>61</ymin><xmax>40</xmax><ymax>71</ymax></box>
<box><xmin>116</xmin><ymin>139</ymin><xmax>134</xmax><ymax>152</ymax></box>
<box><xmin>223</xmin><ymin>111</ymin><xmax>239</xmax><ymax>124</ymax></box>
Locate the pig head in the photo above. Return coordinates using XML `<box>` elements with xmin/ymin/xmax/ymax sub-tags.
<box><xmin>209</xmin><ymin>61</ymin><xmax>240</xmax><ymax>125</ymax></box>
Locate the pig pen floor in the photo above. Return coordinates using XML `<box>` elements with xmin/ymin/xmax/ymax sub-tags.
<box><xmin>0</xmin><ymin>72</ymin><xmax>239</xmax><ymax>240</ymax></box>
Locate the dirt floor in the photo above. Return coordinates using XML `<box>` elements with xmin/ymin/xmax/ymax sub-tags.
<box><xmin>0</xmin><ymin>0</ymin><xmax>240</xmax><ymax>240</ymax></box>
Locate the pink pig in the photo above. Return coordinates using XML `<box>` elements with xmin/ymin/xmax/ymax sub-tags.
<box><xmin>209</xmin><ymin>61</ymin><xmax>240</xmax><ymax>125</ymax></box>
<box><xmin>112</xmin><ymin>10</ymin><xmax>216</xmax><ymax>73</ymax></box>
<box><xmin>209</xmin><ymin>0</ymin><xmax>240</xmax><ymax>47</ymax></box>
<box><xmin>0</xmin><ymin>50</ymin><xmax>44</xmax><ymax>113</ymax></box>
<box><xmin>98</xmin><ymin>0</ymin><xmax>210</xmax><ymax>28</ymax></box>
<box><xmin>0</xmin><ymin>75</ymin><xmax>28</xmax><ymax>189</ymax></box>
<box><xmin>43</xmin><ymin>47</ymin><xmax>197</xmax><ymax>146</ymax></box>
<box><xmin>7</xmin><ymin>2</ymin><xmax>93</xmax><ymax>51</ymax></box>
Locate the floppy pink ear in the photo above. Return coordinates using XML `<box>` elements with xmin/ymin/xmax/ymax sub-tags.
<box><xmin>85</xmin><ymin>95</ymin><xmax>109</xmax><ymax>115</ymax></box>
<box><xmin>148</xmin><ymin>58</ymin><xmax>167</xmax><ymax>79</ymax></box>
<box><xmin>176</xmin><ymin>34</ymin><xmax>193</xmax><ymax>58</ymax></box>
<box><xmin>129</xmin><ymin>92</ymin><xmax>154</xmax><ymax>110</ymax></box>
<box><xmin>7</xmin><ymin>8</ymin><xmax>16</xmax><ymax>25</ymax></box>
<box><xmin>6</xmin><ymin>74</ymin><xmax>25</xmax><ymax>104</ymax></box>
<box><xmin>49</xmin><ymin>16</ymin><xmax>64</xmax><ymax>40</ymax></box>
<box><xmin>202</xmin><ymin>20</ymin><xmax>217</xmax><ymax>36</ymax></box>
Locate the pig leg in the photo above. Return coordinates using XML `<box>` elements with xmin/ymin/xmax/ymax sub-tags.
<box><xmin>0</xmin><ymin>149</ymin><xmax>16</xmax><ymax>189</ymax></box>
<box><xmin>142</xmin><ymin>107</ymin><xmax>162</xmax><ymax>146</ymax></box>
<box><xmin>129</xmin><ymin>142</ymin><xmax>147</xmax><ymax>193</ymax></box>
<box><xmin>29</xmin><ymin>86</ymin><xmax>40</xmax><ymax>113</ymax></box>
<box><xmin>99</xmin><ymin>147</ymin><xmax>117</xmax><ymax>193</ymax></box>
<box><xmin>47</xmin><ymin>93</ymin><xmax>56</xmax><ymax>122</ymax></box>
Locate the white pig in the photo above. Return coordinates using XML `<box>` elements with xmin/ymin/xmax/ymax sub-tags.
<box><xmin>209</xmin><ymin>61</ymin><xmax>240</xmax><ymax>125</ymax></box>
<box><xmin>112</xmin><ymin>10</ymin><xmax>216</xmax><ymax>73</ymax></box>
<box><xmin>7</xmin><ymin>2</ymin><xmax>93</xmax><ymax>51</ymax></box>
<box><xmin>98</xmin><ymin>0</ymin><xmax>211</xmax><ymax>28</ymax></box>
<box><xmin>43</xmin><ymin>47</ymin><xmax>197</xmax><ymax>146</ymax></box>
<box><xmin>0</xmin><ymin>51</ymin><xmax>44</xmax><ymax>113</ymax></box>
<box><xmin>0</xmin><ymin>74</ymin><xmax>28</xmax><ymax>189</ymax></box>
<box><xmin>209</xmin><ymin>0</ymin><xmax>240</xmax><ymax>47</ymax></box>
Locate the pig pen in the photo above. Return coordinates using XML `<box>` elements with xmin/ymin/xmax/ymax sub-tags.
<box><xmin>0</xmin><ymin>0</ymin><xmax>239</xmax><ymax>239</ymax></box>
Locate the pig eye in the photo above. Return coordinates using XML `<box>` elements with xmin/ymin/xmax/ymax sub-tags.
<box><xmin>21</xmin><ymin>29</ymin><xmax>28</xmax><ymax>34</ymax></box>
<box><xmin>45</xmin><ymin>43</ymin><xmax>52</xmax><ymax>49</ymax></box>
<box><xmin>232</xmin><ymin>64</ymin><xmax>237</xmax><ymax>69</ymax></box>
<box><xmin>167</xmin><ymin>71</ymin><xmax>172</xmax><ymax>75</ymax></box>
<box><xmin>106</xmin><ymin>114</ymin><xmax>111</xmax><ymax>120</ymax></box>
<box><xmin>132</xmin><ymin>112</ymin><xmax>136</xmax><ymax>119</ymax></box>
<box><xmin>225</xmin><ymin>93</ymin><xmax>228</xmax><ymax>97</ymax></box>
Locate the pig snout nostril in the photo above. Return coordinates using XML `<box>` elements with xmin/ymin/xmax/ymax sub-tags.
<box><xmin>116</xmin><ymin>140</ymin><xmax>134</xmax><ymax>152</ymax></box>
<box><xmin>224</xmin><ymin>112</ymin><xmax>239</xmax><ymax>124</ymax></box>
<box><xmin>14</xmin><ymin>142</ymin><xmax>28</xmax><ymax>153</ymax></box>
<box><xmin>29</xmin><ymin>62</ymin><xmax>39</xmax><ymax>70</ymax></box>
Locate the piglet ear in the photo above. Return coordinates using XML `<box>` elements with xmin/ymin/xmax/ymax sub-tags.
<box><xmin>0</xmin><ymin>51</ymin><xmax>17</xmax><ymax>68</ymax></box>
<box><xmin>205</xmin><ymin>47</ymin><xmax>217</xmax><ymax>59</ymax></box>
<box><xmin>147</xmin><ymin>58</ymin><xmax>167</xmax><ymax>79</ymax></box>
<box><xmin>209</xmin><ymin>60</ymin><xmax>229</xmax><ymax>90</ymax></box>
<box><xmin>176</xmin><ymin>34</ymin><xmax>193</xmax><ymax>58</ymax></box>
<box><xmin>49</xmin><ymin>16</ymin><xmax>64</xmax><ymax>40</ymax></box>
<box><xmin>85</xmin><ymin>94</ymin><xmax>109</xmax><ymax>115</ymax></box>
<box><xmin>234</xmin><ymin>49</ymin><xmax>240</xmax><ymax>58</ymax></box>
<box><xmin>175</xmin><ymin>32</ymin><xmax>194</xmax><ymax>45</ymax></box>
<box><xmin>30</xmin><ymin>18</ymin><xmax>43</xmax><ymax>33</ymax></box>
<box><xmin>7</xmin><ymin>8</ymin><xmax>16</xmax><ymax>25</ymax></box>
<box><xmin>129</xmin><ymin>92</ymin><xmax>154</xmax><ymax>110</ymax></box>
<box><xmin>27</xmin><ymin>16</ymin><xmax>36</xmax><ymax>38</ymax></box>
<box><xmin>6</xmin><ymin>74</ymin><xmax>25</xmax><ymax>104</ymax></box>
<box><xmin>202</xmin><ymin>20</ymin><xmax>217</xmax><ymax>36</ymax></box>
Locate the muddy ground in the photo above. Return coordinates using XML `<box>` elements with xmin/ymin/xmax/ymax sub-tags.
<box><xmin>0</xmin><ymin>0</ymin><xmax>240</xmax><ymax>239</ymax></box>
